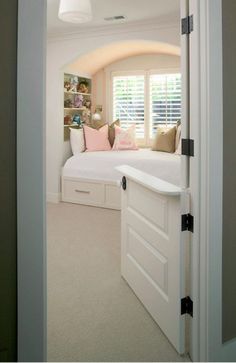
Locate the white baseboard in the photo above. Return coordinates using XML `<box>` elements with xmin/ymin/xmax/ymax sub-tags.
<box><xmin>47</xmin><ymin>192</ymin><xmax>61</xmax><ymax>203</ymax></box>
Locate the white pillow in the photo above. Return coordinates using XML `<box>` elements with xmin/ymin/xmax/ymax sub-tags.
<box><xmin>175</xmin><ymin>123</ymin><xmax>181</xmax><ymax>154</ymax></box>
<box><xmin>112</xmin><ymin>125</ymin><xmax>138</xmax><ymax>151</ymax></box>
<box><xmin>175</xmin><ymin>123</ymin><xmax>181</xmax><ymax>150</ymax></box>
<box><xmin>70</xmin><ymin>128</ymin><xmax>85</xmax><ymax>155</ymax></box>
<box><xmin>175</xmin><ymin>138</ymin><xmax>181</xmax><ymax>155</ymax></box>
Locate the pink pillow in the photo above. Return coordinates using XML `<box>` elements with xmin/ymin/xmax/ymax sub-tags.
<box><xmin>84</xmin><ymin>124</ymin><xmax>111</xmax><ymax>152</ymax></box>
<box><xmin>112</xmin><ymin>125</ymin><xmax>138</xmax><ymax>151</ymax></box>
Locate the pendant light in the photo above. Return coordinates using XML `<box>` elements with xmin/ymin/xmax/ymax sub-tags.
<box><xmin>58</xmin><ymin>0</ymin><xmax>92</xmax><ymax>24</ymax></box>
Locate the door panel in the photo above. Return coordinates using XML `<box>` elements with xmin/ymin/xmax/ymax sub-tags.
<box><xmin>127</xmin><ymin>226</ymin><xmax>168</xmax><ymax>294</ymax></box>
<box><xmin>121</xmin><ymin>178</ymin><xmax>185</xmax><ymax>354</ymax></box>
<box><xmin>128</xmin><ymin>180</ymin><xmax>169</xmax><ymax>231</ymax></box>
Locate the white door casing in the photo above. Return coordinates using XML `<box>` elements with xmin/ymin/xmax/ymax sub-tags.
<box><xmin>180</xmin><ymin>0</ymin><xmax>201</xmax><ymax>360</ymax></box>
<box><xmin>117</xmin><ymin>165</ymin><xmax>189</xmax><ymax>354</ymax></box>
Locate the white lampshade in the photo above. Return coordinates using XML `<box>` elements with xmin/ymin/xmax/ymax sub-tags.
<box><xmin>92</xmin><ymin>112</ymin><xmax>102</xmax><ymax>122</ymax></box>
<box><xmin>58</xmin><ymin>0</ymin><xmax>92</xmax><ymax>23</ymax></box>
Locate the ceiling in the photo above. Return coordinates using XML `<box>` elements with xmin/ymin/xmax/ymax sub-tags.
<box><xmin>47</xmin><ymin>0</ymin><xmax>180</xmax><ymax>36</ymax></box>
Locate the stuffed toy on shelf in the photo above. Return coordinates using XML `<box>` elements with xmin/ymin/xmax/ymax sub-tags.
<box><xmin>77</xmin><ymin>80</ymin><xmax>89</xmax><ymax>94</ymax></box>
<box><xmin>74</xmin><ymin>94</ymin><xmax>83</xmax><ymax>108</ymax></box>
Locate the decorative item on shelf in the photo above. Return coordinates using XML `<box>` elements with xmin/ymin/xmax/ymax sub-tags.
<box><xmin>81</xmin><ymin>108</ymin><xmax>91</xmax><ymax>125</ymax></box>
<box><xmin>64</xmin><ymin>98</ymin><xmax>73</xmax><ymax>108</ymax></box>
<box><xmin>74</xmin><ymin>94</ymin><xmax>83</xmax><ymax>108</ymax></box>
<box><xmin>77</xmin><ymin>80</ymin><xmax>89</xmax><ymax>94</ymax></box>
<box><xmin>58</xmin><ymin>0</ymin><xmax>93</xmax><ymax>24</ymax></box>
<box><xmin>83</xmin><ymin>98</ymin><xmax>91</xmax><ymax>109</ymax></box>
<box><xmin>69</xmin><ymin>76</ymin><xmax>78</xmax><ymax>92</ymax></box>
<box><xmin>64</xmin><ymin>114</ymin><xmax>72</xmax><ymax>125</ymax></box>
<box><xmin>64</xmin><ymin>81</ymin><xmax>71</xmax><ymax>92</ymax></box>
<box><xmin>72</xmin><ymin>114</ymin><xmax>81</xmax><ymax>126</ymax></box>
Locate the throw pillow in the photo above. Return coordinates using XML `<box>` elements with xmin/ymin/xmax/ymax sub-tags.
<box><xmin>175</xmin><ymin>121</ymin><xmax>181</xmax><ymax>153</ymax></box>
<box><xmin>175</xmin><ymin>138</ymin><xmax>181</xmax><ymax>155</ymax></box>
<box><xmin>70</xmin><ymin>128</ymin><xmax>85</xmax><ymax>155</ymax></box>
<box><xmin>84</xmin><ymin>124</ymin><xmax>111</xmax><ymax>152</ymax></box>
<box><xmin>108</xmin><ymin>119</ymin><xmax>120</xmax><ymax>147</ymax></box>
<box><xmin>112</xmin><ymin>125</ymin><xmax>138</xmax><ymax>151</ymax></box>
<box><xmin>152</xmin><ymin>126</ymin><xmax>177</xmax><ymax>153</ymax></box>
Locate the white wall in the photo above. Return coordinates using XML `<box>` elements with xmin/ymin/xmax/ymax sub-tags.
<box><xmin>92</xmin><ymin>54</ymin><xmax>180</xmax><ymax>122</ymax></box>
<box><xmin>46</xmin><ymin>21</ymin><xmax>180</xmax><ymax>201</ymax></box>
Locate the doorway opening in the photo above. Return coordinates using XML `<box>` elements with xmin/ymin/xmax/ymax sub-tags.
<box><xmin>46</xmin><ymin>1</ymin><xmax>191</xmax><ymax>361</ymax></box>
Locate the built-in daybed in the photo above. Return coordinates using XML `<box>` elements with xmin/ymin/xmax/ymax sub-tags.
<box><xmin>62</xmin><ymin>149</ymin><xmax>181</xmax><ymax>210</ymax></box>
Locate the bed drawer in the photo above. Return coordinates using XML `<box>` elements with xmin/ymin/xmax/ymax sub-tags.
<box><xmin>63</xmin><ymin>179</ymin><xmax>105</xmax><ymax>205</ymax></box>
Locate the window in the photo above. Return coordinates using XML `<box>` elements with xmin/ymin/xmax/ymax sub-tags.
<box><xmin>112</xmin><ymin>72</ymin><xmax>181</xmax><ymax>145</ymax></box>
<box><xmin>113</xmin><ymin>75</ymin><xmax>145</xmax><ymax>139</ymax></box>
<box><xmin>150</xmin><ymin>73</ymin><xmax>181</xmax><ymax>139</ymax></box>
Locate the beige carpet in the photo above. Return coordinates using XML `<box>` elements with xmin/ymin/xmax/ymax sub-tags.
<box><xmin>47</xmin><ymin>202</ymin><xmax>190</xmax><ymax>362</ymax></box>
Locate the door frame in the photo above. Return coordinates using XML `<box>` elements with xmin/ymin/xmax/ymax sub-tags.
<box><xmin>191</xmin><ymin>0</ymin><xmax>236</xmax><ymax>360</ymax></box>
<box><xmin>17</xmin><ymin>0</ymin><xmax>232</xmax><ymax>361</ymax></box>
<box><xmin>197</xmin><ymin>1</ymin><xmax>223</xmax><ymax>360</ymax></box>
<box><xmin>17</xmin><ymin>0</ymin><xmax>47</xmax><ymax>361</ymax></box>
<box><xmin>190</xmin><ymin>0</ymin><xmax>223</xmax><ymax>360</ymax></box>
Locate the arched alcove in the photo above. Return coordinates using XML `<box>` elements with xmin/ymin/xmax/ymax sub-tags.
<box><xmin>63</xmin><ymin>40</ymin><xmax>180</xmax><ymax>75</ymax></box>
<box><xmin>61</xmin><ymin>39</ymin><xmax>180</xmax><ymax>144</ymax></box>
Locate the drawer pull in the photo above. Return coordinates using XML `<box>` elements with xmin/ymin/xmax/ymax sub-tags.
<box><xmin>75</xmin><ymin>189</ymin><xmax>90</xmax><ymax>194</ymax></box>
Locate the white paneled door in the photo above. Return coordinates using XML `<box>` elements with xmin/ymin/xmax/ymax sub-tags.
<box><xmin>118</xmin><ymin>166</ymin><xmax>187</xmax><ymax>354</ymax></box>
<box><xmin>118</xmin><ymin>0</ymin><xmax>191</xmax><ymax>354</ymax></box>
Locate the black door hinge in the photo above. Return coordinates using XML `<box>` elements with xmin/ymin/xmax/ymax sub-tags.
<box><xmin>121</xmin><ymin>176</ymin><xmax>127</xmax><ymax>190</ymax></box>
<box><xmin>182</xmin><ymin>213</ymin><xmax>194</xmax><ymax>233</ymax></box>
<box><xmin>181</xmin><ymin>296</ymin><xmax>193</xmax><ymax>316</ymax></box>
<box><xmin>181</xmin><ymin>15</ymin><xmax>193</xmax><ymax>35</ymax></box>
<box><xmin>182</xmin><ymin>138</ymin><xmax>194</xmax><ymax>157</ymax></box>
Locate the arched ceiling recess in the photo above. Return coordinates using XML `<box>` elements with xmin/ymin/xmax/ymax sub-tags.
<box><xmin>67</xmin><ymin>40</ymin><xmax>180</xmax><ymax>75</ymax></box>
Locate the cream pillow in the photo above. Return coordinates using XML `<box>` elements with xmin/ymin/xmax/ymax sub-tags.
<box><xmin>152</xmin><ymin>126</ymin><xmax>177</xmax><ymax>153</ymax></box>
<box><xmin>70</xmin><ymin>128</ymin><xmax>85</xmax><ymax>155</ymax></box>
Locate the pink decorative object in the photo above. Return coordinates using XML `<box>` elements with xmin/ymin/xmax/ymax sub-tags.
<box><xmin>112</xmin><ymin>125</ymin><xmax>139</xmax><ymax>151</ymax></box>
<box><xmin>84</xmin><ymin>124</ymin><xmax>111</xmax><ymax>152</ymax></box>
<box><xmin>74</xmin><ymin>94</ymin><xmax>83</xmax><ymax>108</ymax></box>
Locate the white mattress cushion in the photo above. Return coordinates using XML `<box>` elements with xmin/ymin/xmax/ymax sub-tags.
<box><xmin>62</xmin><ymin>149</ymin><xmax>181</xmax><ymax>186</ymax></box>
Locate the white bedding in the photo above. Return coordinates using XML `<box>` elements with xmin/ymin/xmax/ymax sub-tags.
<box><xmin>62</xmin><ymin>149</ymin><xmax>181</xmax><ymax>186</ymax></box>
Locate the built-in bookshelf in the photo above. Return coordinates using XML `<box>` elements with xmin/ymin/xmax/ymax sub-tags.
<box><xmin>64</xmin><ymin>73</ymin><xmax>92</xmax><ymax>141</ymax></box>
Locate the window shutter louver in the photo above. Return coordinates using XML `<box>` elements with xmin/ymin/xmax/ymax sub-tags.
<box><xmin>150</xmin><ymin>74</ymin><xmax>181</xmax><ymax>138</ymax></box>
<box><xmin>113</xmin><ymin>75</ymin><xmax>145</xmax><ymax>139</ymax></box>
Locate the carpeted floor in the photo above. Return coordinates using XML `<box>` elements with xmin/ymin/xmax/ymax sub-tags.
<box><xmin>47</xmin><ymin>202</ymin><xmax>190</xmax><ymax>362</ymax></box>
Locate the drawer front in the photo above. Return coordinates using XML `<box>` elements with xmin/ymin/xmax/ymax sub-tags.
<box><xmin>63</xmin><ymin>179</ymin><xmax>105</xmax><ymax>205</ymax></box>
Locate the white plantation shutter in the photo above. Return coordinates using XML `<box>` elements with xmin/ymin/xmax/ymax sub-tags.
<box><xmin>150</xmin><ymin>73</ymin><xmax>181</xmax><ymax>138</ymax></box>
<box><xmin>112</xmin><ymin>72</ymin><xmax>181</xmax><ymax>144</ymax></box>
<box><xmin>113</xmin><ymin>75</ymin><xmax>145</xmax><ymax>139</ymax></box>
